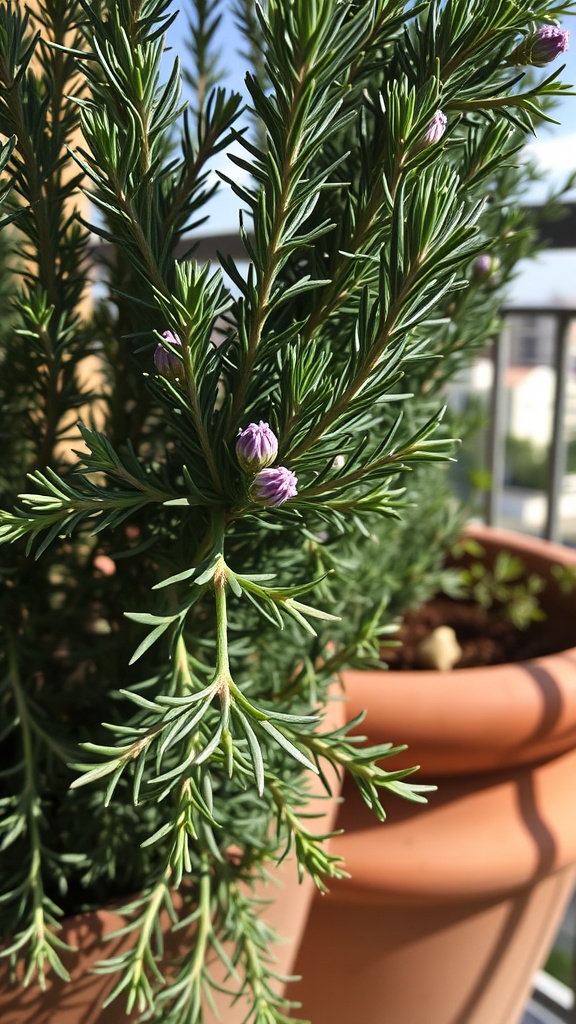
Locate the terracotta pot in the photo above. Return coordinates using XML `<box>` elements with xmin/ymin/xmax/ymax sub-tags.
<box><xmin>0</xmin><ymin>698</ymin><xmax>344</xmax><ymax>1024</ymax></box>
<box><xmin>291</xmin><ymin>526</ymin><xmax>576</xmax><ymax>1024</ymax></box>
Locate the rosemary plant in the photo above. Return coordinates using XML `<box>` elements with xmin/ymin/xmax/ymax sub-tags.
<box><xmin>0</xmin><ymin>1</ymin><xmax>573</xmax><ymax>1021</ymax></box>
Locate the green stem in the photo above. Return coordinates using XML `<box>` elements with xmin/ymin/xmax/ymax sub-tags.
<box><xmin>6</xmin><ymin>634</ymin><xmax>58</xmax><ymax>986</ymax></box>
<box><xmin>213</xmin><ymin>559</ymin><xmax>231</xmax><ymax>683</ymax></box>
<box><xmin>286</xmin><ymin>256</ymin><xmax>423</xmax><ymax>461</ymax></box>
<box><xmin>2</xmin><ymin>94</ymin><xmax>58</xmax><ymax>308</ymax></box>
<box><xmin>300</xmin><ymin>438</ymin><xmax>430</xmax><ymax>499</ymax></box>
<box><xmin>162</xmin><ymin>120</ymin><xmax>226</xmax><ymax>238</ymax></box>
<box><xmin>446</xmin><ymin>94</ymin><xmax>540</xmax><ymax>113</ymax></box>
<box><xmin>109</xmin><ymin>179</ymin><xmax>225</xmax><ymax>495</ymax></box>
<box><xmin>34</xmin><ymin>325</ymin><xmax>61</xmax><ymax>475</ymax></box>
<box><xmin>191</xmin><ymin>857</ymin><xmax>212</xmax><ymax>977</ymax></box>
<box><xmin>171</xmin><ymin>854</ymin><xmax>213</xmax><ymax>1012</ymax></box>
<box><xmin>135</xmin><ymin>872</ymin><xmax>171</xmax><ymax>955</ymax></box>
<box><xmin>8</xmin><ymin>637</ymin><xmax>37</xmax><ymax>810</ymax></box>
<box><xmin>182</xmin><ymin>350</ymin><xmax>225</xmax><ymax>497</ymax></box>
<box><xmin>227</xmin><ymin>64</ymin><xmax>311</xmax><ymax>435</ymax></box>
<box><xmin>228</xmin><ymin>886</ymin><xmax>267</xmax><ymax>1007</ymax></box>
<box><xmin>301</xmin><ymin>147</ymin><xmax>406</xmax><ymax>347</ymax></box>
<box><xmin>0</xmin><ymin>15</ymin><xmax>84</xmax><ymax>475</ymax></box>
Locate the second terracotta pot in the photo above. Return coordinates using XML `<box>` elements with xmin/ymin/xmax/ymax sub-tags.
<box><xmin>290</xmin><ymin>526</ymin><xmax>576</xmax><ymax>1024</ymax></box>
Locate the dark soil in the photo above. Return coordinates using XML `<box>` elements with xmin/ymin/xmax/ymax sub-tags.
<box><xmin>380</xmin><ymin>596</ymin><xmax>576</xmax><ymax>670</ymax></box>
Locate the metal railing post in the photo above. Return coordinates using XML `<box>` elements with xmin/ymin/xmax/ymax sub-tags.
<box><xmin>485</xmin><ymin>323</ymin><xmax>510</xmax><ymax>526</ymax></box>
<box><xmin>545</xmin><ymin>312</ymin><xmax>572</xmax><ymax>543</ymax></box>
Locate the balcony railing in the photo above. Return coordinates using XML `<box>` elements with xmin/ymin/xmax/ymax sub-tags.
<box><xmin>525</xmin><ymin>970</ymin><xmax>575</xmax><ymax>1023</ymax></box>
<box><xmin>485</xmin><ymin>306</ymin><xmax>576</xmax><ymax>543</ymax></box>
<box><xmin>487</xmin><ymin>301</ymin><xmax>576</xmax><ymax>1023</ymax></box>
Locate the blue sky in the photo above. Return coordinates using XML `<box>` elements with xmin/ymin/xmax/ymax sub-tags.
<box><xmin>166</xmin><ymin>5</ymin><xmax>576</xmax><ymax>305</ymax></box>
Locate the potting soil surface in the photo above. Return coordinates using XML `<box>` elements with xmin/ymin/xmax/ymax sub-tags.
<box><xmin>380</xmin><ymin>596</ymin><xmax>576</xmax><ymax>670</ymax></box>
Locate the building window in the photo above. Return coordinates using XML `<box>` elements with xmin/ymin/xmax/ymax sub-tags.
<box><xmin>520</xmin><ymin>334</ymin><xmax>539</xmax><ymax>364</ymax></box>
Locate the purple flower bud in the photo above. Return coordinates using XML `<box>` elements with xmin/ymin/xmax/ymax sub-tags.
<box><xmin>236</xmin><ymin>421</ymin><xmax>279</xmax><ymax>472</ymax></box>
<box><xmin>509</xmin><ymin>25</ymin><xmax>569</xmax><ymax>67</ymax></box>
<box><xmin>423</xmin><ymin>110</ymin><xmax>447</xmax><ymax>146</ymax></box>
<box><xmin>473</xmin><ymin>254</ymin><xmax>500</xmax><ymax>283</ymax></box>
<box><xmin>473</xmin><ymin>255</ymin><xmax>492</xmax><ymax>280</ymax></box>
<box><xmin>251</xmin><ymin>466</ymin><xmax>298</xmax><ymax>507</ymax></box>
<box><xmin>474</xmin><ymin>255</ymin><xmax>492</xmax><ymax>278</ymax></box>
<box><xmin>154</xmin><ymin>331</ymin><xmax>182</xmax><ymax>376</ymax></box>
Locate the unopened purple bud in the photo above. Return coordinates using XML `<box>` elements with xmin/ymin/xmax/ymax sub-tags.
<box><xmin>251</xmin><ymin>466</ymin><xmax>298</xmax><ymax>507</ymax></box>
<box><xmin>474</xmin><ymin>254</ymin><xmax>492</xmax><ymax>276</ymax></box>
<box><xmin>236</xmin><ymin>421</ymin><xmax>279</xmax><ymax>472</ymax></box>
<box><xmin>423</xmin><ymin>110</ymin><xmax>447</xmax><ymax>146</ymax></box>
<box><xmin>473</xmin><ymin>254</ymin><xmax>500</xmax><ymax>283</ymax></box>
<box><xmin>509</xmin><ymin>25</ymin><xmax>569</xmax><ymax>67</ymax></box>
<box><xmin>473</xmin><ymin>255</ymin><xmax>492</xmax><ymax>281</ymax></box>
<box><xmin>154</xmin><ymin>331</ymin><xmax>182</xmax><ymax>376</ymax></box>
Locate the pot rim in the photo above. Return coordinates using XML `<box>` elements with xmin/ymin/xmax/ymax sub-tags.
<box><xmin>340</xmin><ymin>524</ymin><xmax>576</xmax><ymax>776</ymax></box>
